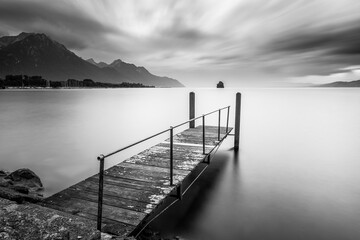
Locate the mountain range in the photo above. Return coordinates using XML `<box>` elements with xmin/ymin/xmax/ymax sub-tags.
<box><xmin>316</xmin><ymin>80</ymin><xmax>360</xmax><ymax>87</ymax></box>
<box><xmin>0</xmin><ymin>32</ymin><xmax>184</xmax><ymax>87</ymax></box>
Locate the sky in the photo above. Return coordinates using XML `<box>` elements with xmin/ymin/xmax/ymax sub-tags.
<box><xmin>1</xmin><ymin>0</ymin><xmax>360</xmax><ymax>87</ymax></box>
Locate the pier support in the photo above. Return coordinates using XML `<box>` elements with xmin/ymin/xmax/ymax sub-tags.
<box><xmin>189</xmin><ymin>92</ymin><xmax>195</xmax><ymax>128</ymax></box>
<box><xmin>97</xmin><ymin>155</ymin><xmax>105</xmax><ymax>231</ymax></box>
<box><xmin>234</xmin><ymin>92</ymin><xmax>241</xmax><ymax>151</ymax></box>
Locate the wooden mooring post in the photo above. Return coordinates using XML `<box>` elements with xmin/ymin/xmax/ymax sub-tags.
<box><xmin>97</xmin><ymin>155</ymin><xmax>105</xmax><ymax>231</ymax></box>
<box><xmin>189</xmin><ymin>92</ymin><xmax>195</xmax><ymax>128</ymax></box>
<box><xmin>234</xmin><ymin>92</ymin><xmax>241</xmax><ymax>151</ymax></box>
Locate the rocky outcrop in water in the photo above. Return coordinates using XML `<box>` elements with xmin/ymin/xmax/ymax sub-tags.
<box><xmin>216</xmin><ymin>81</ymin><xmax>224</xmax><ymax>88</ymax></box>
<box><xmin>0</xmin><ymin>168</ymin><xmax>43</xmax><ymax>203</ymax></box>
<box><xmin>5</xmin><ymin>168</ymin><xmax>43</xmax><ymax>191</ymax></box>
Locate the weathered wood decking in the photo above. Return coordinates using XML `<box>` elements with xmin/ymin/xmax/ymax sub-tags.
<box><xmin>41</xmin><ymin>125</ymin><xmax>232</xmax><ymax>237</ymax></box>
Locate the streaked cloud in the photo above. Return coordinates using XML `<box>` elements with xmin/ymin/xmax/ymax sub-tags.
<box><xmin>339</xmin><ymin>65</ymin><xmax>360</xmax><ymax>71</ymax></box>
<box><xmin>1</xmin><ymin>0</ymin><xmax>360</xmax><ymax>86</ymax></box>
<box><xmin>290</xmin><ymin>69</ymin><xmax>360</xmax><ymax>85</ymax></box>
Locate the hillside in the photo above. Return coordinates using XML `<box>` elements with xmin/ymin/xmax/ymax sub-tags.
<box><xmin>317</xmin><ymin>80</ymin><xmax>360</xmax><ymax>87</ymax></box>
<box><xmin>0</xmin><ymin>32</ymin><xmax>184</xmax><ymax>87</ymax></box>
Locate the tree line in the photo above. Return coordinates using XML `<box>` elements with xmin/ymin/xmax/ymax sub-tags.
<box><xmin>0</xmin><ymin>75</ymin><xmax>155</xmax><ymax>89</ymax></box>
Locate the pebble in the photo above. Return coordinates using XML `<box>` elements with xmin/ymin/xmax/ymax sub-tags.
<box><xmin>0</xmin><ymin>232</ymin><xmax>10</xmax><ymax>238</ymax></box>
<box><xmin>3</xmin><ymin>204</ymin><xmax>18</xmax><ymax>212</ymax></box>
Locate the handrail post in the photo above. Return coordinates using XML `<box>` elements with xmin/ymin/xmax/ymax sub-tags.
<box><xmin>234</xmin><ymin>93</ymin><xmax>241</xmax><ymax>151</ymax></box>
<box><xmin>226</xmin><ymin>106</ymin><xmax>230</xmax><ymax>133</ymax></box>
<box><xmin>189</xmin><ymin>92</ymin><xmax>195</xmax><ymax>128</ymax></box>
<box><xmin>97</xmin><ymin>154</ymin><xmax>105</xmax><ymax>231</ymax></box>
<box><xmin>170</xmin><ymin>127</ymin><xmax>174</xmax><ymax>186</ymax></box>
<box><xmin>202</xmin><ymin>115</ymin><xmax>205</xmax><ymax>155</ymax></box>
<box><xmin>218</xmin><ymin>109</ymin><xmax>221</xmax><ymax>141</ymax></box>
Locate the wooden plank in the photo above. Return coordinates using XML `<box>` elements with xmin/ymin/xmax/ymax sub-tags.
<box><xmin>132</xmin><ymin>144</ymin><xmax>205</xmax><ymax>157</ymax></box>
<box><xmin>171</xmin><ymin>136</ymin><xmax>218</xmax><ymax>146</ymax></box>
<box><xmin>44</xmin><ymin>187</ymin><xmax>155</xmax><ymax>214</ymax></box>
<box><xmin>156</xmin><ymin>142</ymin><xmax>212</xmax><ymax>152</ymax></box>
<box><xmin>172</xmin><ymin>128</ymin><xmax>229</xmax><ymax>137</ymax></box>
<box><xmin>162</xmin><ymin>126</ymin><xmax>230</xmax><ymax>145</ymax></box>
<box><xmin>105</xmin><ymin>165</ymin><xmax>186</xmax><ymax>186</ymax></box>
<box><xmin>124</xmin><ymin>154</ymin><xmax>203</xmax><ymax>171</ymax></box>
<box><xmin>43</xmin><ymin>197</ymin><xmax>140</xmax><ymax>237</ymax></box>
<box><xmin>170</xmin><ymin>128</ymin><xmax>231</xmax><ymax>143</ymax></box>
<box><xmin>169</xmin><ymin>141</ymin><xmax>216</xmax><ymax>148</ymax></box>
<box><xmin>189</xmin><ymin>125</ymin><xmax>230</xmax><ymax>133</ymax></box>
<box><xmin>92</xmin><ymin>174</ymin><xmax>160</xmax><ymax>191</ymax></box>
<box><xmin>71</xmin><ymin>179</ymin><xmax>172</xmax><ymax>204</ymax></box>
<box><xmin>118</xmin><ymin>162</ymin><xmax>190</xmax><ymax>176</ymax></box>
<box><xmin>129</xmin><ymin>145</ymin><xmax>207</xmax><ymax>163</ymax></box>
<box><xmin>134</xmin><ymin>150</ymin><xmax>205</xmax><ymax>163</ymax></box>
<box><xmin>172</xmin><ymin>129</ymin><xmax>222</xmax><ymax>136</ymax></box>
<box><xmin>44</xmin><ymin>196</ymin><xmax>145</xmax><ymax>226</ymax></box>
<box><xmin>41</xmin><ymin>201</ymin><xmax>122</xmax><ymax>225</ymax></box>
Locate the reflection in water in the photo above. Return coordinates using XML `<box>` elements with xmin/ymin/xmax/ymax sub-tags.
<box><xmin>142</xmin><ymin>150</ymin><xmax>233</xmax><ymax>239</ymax></box>
<box><xmin>146</xmin><ymin>141</ymin><xmax>360</xmax><ymax>240</ymax></box>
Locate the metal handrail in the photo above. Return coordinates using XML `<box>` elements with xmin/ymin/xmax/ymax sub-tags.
<box><xmin>96</xmin><ymin>105</ymin><xmax>231</xmax><ymax>231</ymax></box>
<box><xmin>97</xmin><ymin>105</ymin><xmax>230</xmax><ymax>161</ymax></box>
<box><xmin>172</xmin><ymin>106</ymin><xmax>229</xmax><ymax>129</ymax></box>
<box><xmin>98</xmin><ymin>128</ymin><xmax>170</xmax><ymax>160</ymax></box>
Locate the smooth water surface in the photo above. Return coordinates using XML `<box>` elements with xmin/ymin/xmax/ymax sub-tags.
<box><xmin>1</xmin><ymin>88</ymin><xmax>359</xmax><ymax>239</ymax></box>
<box><xmin>148</xmin><ymin>88</ymin><xmax>360</xmax><ymax>240</ymax></box>
<box><xmin>0</xmin><ymin>88</ymin><xmax>190</xmax><ymax>196</ymax></box>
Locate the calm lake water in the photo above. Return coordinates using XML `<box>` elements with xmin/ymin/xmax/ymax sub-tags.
<box><xmin>1</xmin><ymin>88</ymin><xmax>360</xmax><ymax>239</ymax></box>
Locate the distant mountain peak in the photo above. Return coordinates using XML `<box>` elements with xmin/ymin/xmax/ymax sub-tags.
<box><xmin>110</xmin><ymin>59</ymin><xmax>142</xmax><ymax>71</ymax></box>
<box><xmin>112</xmin><ymin>59</ymin><xmax>124</xmax><ymax>63</ymax></box>
<box><xmin>136</xmin><ymin>66</ymin><xmax>150</xmax><ymax>74</ymax></box>
<box><xmin>17</xmin><ymin>32</ymin><xmax>34</xmax><ymax>38</ymax></box>
<box><xmin>86</xmin><ymin>58</ymin><xmax>109</xmax><ymax>68</ymax></box>
<box><xmin>110</xmin><ymin>59</ymin><xmax>126</xmax><ymax>66</ymax></box>
<box><xmin>16</xmin><ymin>32</ymin><xmax>49</xmax><ymax>42</ymax></box>
<box><xmin>97</xmin><ymin>61</ymin><xmax>109</xmax><ymax>68</ymax></box>
<box><xmin>86</xmin><ymin>58</ymin><xmax>97</xmax><ymax>65</ymax></box>
<box><xmin>0</xmin><ymin>32</ymin><xmax>38</xmax><ymax>48</ymax></box>
<box><xmin>316</xmin><ymin>79</ymin><xmax>360</xmax><ymax>87</ymax></box>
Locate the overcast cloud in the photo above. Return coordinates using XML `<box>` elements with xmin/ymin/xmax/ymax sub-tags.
<box><xmin>1</xmin><ymin>0</ymin><xmax>360</xmax><ymax>86</ymax></box>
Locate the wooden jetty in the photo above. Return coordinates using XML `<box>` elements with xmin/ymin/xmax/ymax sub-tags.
<box><xmin>41</xmin><ymin>92</ymin><xmax>241</xmax><ymax>238</ymax></box>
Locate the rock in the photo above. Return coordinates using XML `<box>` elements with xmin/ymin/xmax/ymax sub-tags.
<box><xmin>0</xmin><ymin>170</ymin><xmax>11</xmax><ymax>188</ymax></box>
<box><xmin>5</xmin><ymin>168</ymin><xmax>43</xmax><ymax>192</ymax></box>
<box><xmin>0</xmin><ymin>198</ymin><xmax>101</xmax><ymax>240</ymax></box>
<box><xmin>11</xmin><ymin>185</ymin><xmax>29</xmax><ymax>194</ymax></box>
<box><xmin>216</xmin><ymin>81</ymin><xmax>224</xmax><ymax>88</ymax></box>
<box><xmin>0</xmin><ymin>170</ymin><xmax>9</xmax><ymax>177</ymax></box>
<box><xmin>101</xmin><ymin>233</ymin><xmax>113</xmax><ymax>240</ymax></box>
<box><xmin>102</xmin><ymin>223</ymin><xmax>134</xmax><ymax>237</ymax></box>
<box><xmin>0</xmin><ymin>232</ymin><xmax>10</xmax><ymax>239</ymax></box>
<box><xmin>138</xmin><ymin>227</ymin><xmax>185</xmax><ymax>240</ymax></box>
<box><xmin>3</xmin><ymin>203</ymin><xmax>18</xmax><ymax>212</ymax></box>
<box><xmin>0</xmin><ymin>186</ymin><xmax>42</xmax><ymax>204</ymax></box>
<box><xmin>0</xmin><ymin>168</ymin><xmax>44</xmax><ymax>203</ymax></box>
<box><xmin>0</xmin><ymin>179</ymin><xmax>10</xmax><ymax>188</ymax></box>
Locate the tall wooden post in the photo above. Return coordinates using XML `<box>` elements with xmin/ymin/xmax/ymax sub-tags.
<box><xmin>97</xmin><ymin>155</ymin><xmax>105</xmax><ymax>231</ymax></box>
<box><xmin>189</xmin><ymin>92</ymin><xmax>195</xmax><ymax>128</ymax></box>
<box><xmin>234</xmin><ymin>92</ymin><xmax>241</xmax><ymax>151</ymax></box>
<box><xmin>170</xmin><ymin>127</ymin><xmax>174</xmax><ymax>186</ymax></box>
